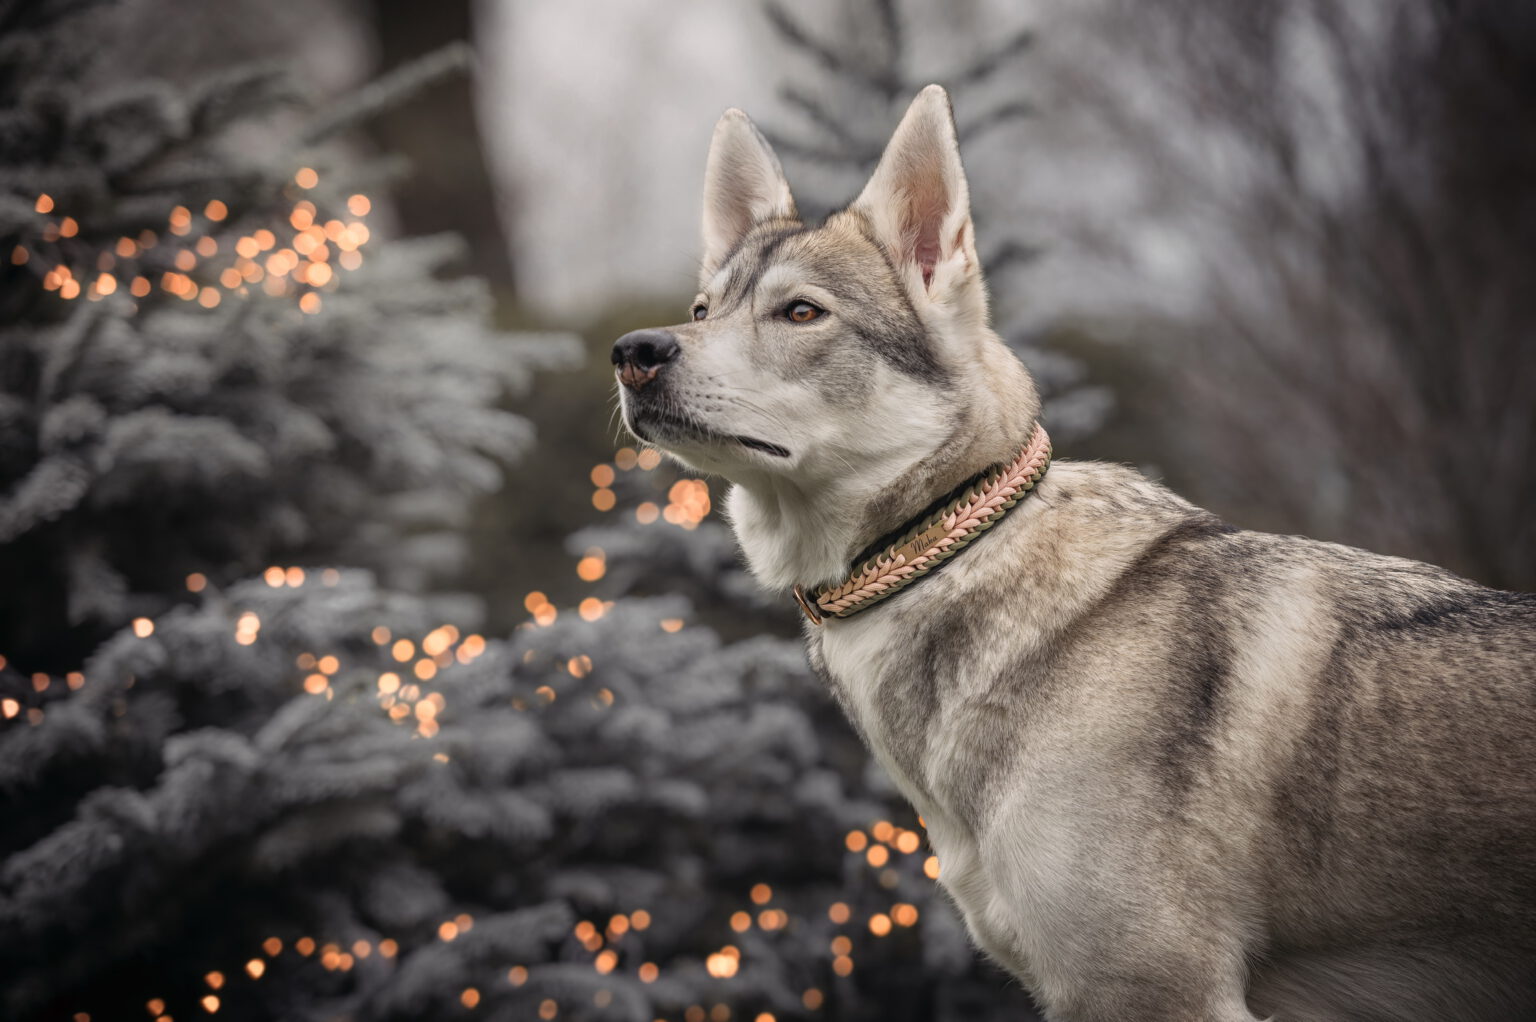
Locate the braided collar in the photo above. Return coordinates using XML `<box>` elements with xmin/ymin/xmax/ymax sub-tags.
<box><xmin>792</xmin><ymin>424</ymin><xmax>1052</xmax><ymax>625</ymax></box>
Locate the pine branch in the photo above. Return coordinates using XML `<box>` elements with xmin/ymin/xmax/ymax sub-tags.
<box><xmin>777</xmin><ymin>83</ymin><xmax>863</xmax><ymax>151</ymax></box>
<box><xmin>957</xmin><ymin>99</ymin><xmax>1035</xmax><ymax>144</ymax></box>
<box><xmin>762</xmin><ymin>0</ymin><xmax>903</xmax><ymax>97</ymax></box>
<box><xmin>190</xmin><ymin>62</ymin><xmax>303</xmax><ymax>137</ymax></box>
<box><xmin>760</xmin><ymin>128</ymin><xmax>882</xmax><ymax>169</ymax></box>
<box><xmin>872</xmin><ymin>0</ymin><xmax>904</xmax><ymax>71</ymax></box>
<box><xmin>0</xmin><ymin>0</ymin><xmax>108</xmax><ymax>37</ymax></box>
<box><xmin>982</xmin><ymin>239</ymin><xmax>1042</xmax><ymax>274</ymax></box>
<box><xmin>300</xmin><ymin>42</ymin><xmax>473</xmax><ymax>145</ymax></box>
<box><xmin>947</xmin><ymin>27</ymin><xmax>1036</xmax><ymax>89</ymax></box>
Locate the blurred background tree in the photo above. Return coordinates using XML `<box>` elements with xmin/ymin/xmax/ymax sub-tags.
<box><xmin>1174</xmin><ymin>0</ymin><xmax>1533</xmax><ymax>589</ymax></box>
<box><xmin>1021</xmin><ymin>0</ymin><xmax>1536</xmax><ymax>590</ymax></box>
<box><xmin>0</xmin><ymin>0</ymin><xmax>577</xmax><ymax>673</ymax></box>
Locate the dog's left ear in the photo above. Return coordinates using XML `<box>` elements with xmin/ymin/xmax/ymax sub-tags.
<box><xmin>700</xmin><ymin>109</ymin><xmax>797</xmax><ymax>282</ymax></box>
<box><xmin>853</xmin><ymin>85</ymin><xmax>982</xmax><ymax>310</ymax></box>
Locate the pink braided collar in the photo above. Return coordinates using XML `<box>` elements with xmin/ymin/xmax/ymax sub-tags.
<box><xmin>793</xmin><ymin>423</ymin><xmax>1052</xmax><ymax>625</ymax></box>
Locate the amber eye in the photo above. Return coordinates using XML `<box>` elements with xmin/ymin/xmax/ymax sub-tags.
<box><xmin>691</xmin><ymin>305</ymin><xmax>707</xmax><ymax>321</ymax></box>
<box><xmin>786</xmin><ymin>300</ymin><xmax>823</xmax><ymax>323</ymax></box>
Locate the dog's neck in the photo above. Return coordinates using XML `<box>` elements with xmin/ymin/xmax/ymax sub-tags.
<box><xmin>727</xmin><ymin>351</ymin><xmax>1040</xmax><ymax>593</ymax></box>
<box><xmin>728</xmin><ymin>467</ymin><xmax>923</xmax><ymax>593</ymax></box>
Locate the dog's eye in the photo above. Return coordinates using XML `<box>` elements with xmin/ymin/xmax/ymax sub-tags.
<box><xmin>786</xmin><ymin>300</ymin><xmax>823</xmax><ymax>323</ymax></box>
<box><xmin>691</xmin><ymin>305</ymin><xmax>708</xmax><ymax>321</ymax></box>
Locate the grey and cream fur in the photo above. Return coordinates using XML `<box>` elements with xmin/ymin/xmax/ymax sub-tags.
<box><xmin>612</xmin><ymin>85</ymin><xmax>1536</xmax><ymax>1021</ymax></box>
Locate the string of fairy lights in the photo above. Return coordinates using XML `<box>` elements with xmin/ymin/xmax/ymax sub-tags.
<box><xmin>65</xmin><ymin>825</ymin><xmax>933</xmax><ymax>1022</ymax></box>
<box><xmin>588</xmin><ymin>447</ymin><xmax>711</xmax><ymax>529</ymax></box>
<box><xmin>8</xmin><ymin>441</ymin><xmax>945</xmax><ymax>1020</ymax></box>
<box><xmin>12</xmin><ymin>167</ymin><xmax>371</xmax><ymax>316</ymax></box>
<box><xmin>6</xmin><ymin>186</ymin><xmax>941</xmax><ymax>1014</ymax></box>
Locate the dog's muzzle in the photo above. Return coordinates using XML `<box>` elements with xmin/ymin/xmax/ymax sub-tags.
<box><xmin>612</xmin><ymin>329</ymin><xmax>679</xmax><ymax>391</ymax></box>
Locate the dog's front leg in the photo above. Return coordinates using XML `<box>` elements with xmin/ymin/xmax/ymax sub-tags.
<box><xmin>1011</xmin><ymin>901</ymin><xmax>1264</xmax><ymax>1022</ymax></box>
<box><xmin>1000</xmin><ymin>888</ymin><xmax>1263</xmax><ymax>1022</ymax></box>
<box><xmin>974</xmin><ymin>807</ymin><xmax>1264</xmax><ymax>1022</ymax></box>
<box><xmin>1020</xmin><ymin>917</ymin><xmax>1260</xmax><ymax>1022</ymax></box>
<box><xmin>1041</xmin><ymin>978</ymin><xmax>1261</xmax><ymax>1022</ymax></box>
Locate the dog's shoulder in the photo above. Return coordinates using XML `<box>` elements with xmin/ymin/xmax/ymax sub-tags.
<box><xmin>1033</xmin><ymin>458</ymin><xmax>1203</xmax><ymax>521</ymax></box>
<box><xmin>1021</xmin><ymin>458</ymin><xmax>1238</xmax><ymax>585</ymax></box>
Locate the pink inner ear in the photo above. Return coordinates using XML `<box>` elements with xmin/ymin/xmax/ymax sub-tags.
<box><xmin>914</xmin><ymin>231</ymin><xmax>940</xmax><ymax>287</ymax></box>
<box><xmin>902</xmin><ymin>170</ymin><xmax>950</xmax><ymax>288</ymax></box>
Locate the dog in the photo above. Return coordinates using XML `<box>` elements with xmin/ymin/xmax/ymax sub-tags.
<box><xmin>612</xmin><ymin>85</ymin><xmax>1536</xmax><ymax>1021</ymax></box>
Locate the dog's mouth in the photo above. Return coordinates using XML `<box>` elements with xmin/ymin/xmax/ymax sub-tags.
<box><xmin>630</xmin><ymin>407</ymin><xmax>790</xmax><ymax>459</ymax></box>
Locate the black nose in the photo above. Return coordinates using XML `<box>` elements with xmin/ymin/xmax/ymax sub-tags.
<box><xmin>611</xmin><ymin>329</ymin><xmax>679</xmax><ymax>390</ymax></box>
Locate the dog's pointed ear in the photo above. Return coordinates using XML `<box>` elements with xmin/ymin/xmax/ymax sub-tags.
<box><xmin>701</xmin><ymin>109</ymin><xmax>797</xmax><ymax>282</ymax></box>
<box><xmin>853</xmin><ymin>85</ymin><xmax>981</xmax><ymax>306</ymax></box>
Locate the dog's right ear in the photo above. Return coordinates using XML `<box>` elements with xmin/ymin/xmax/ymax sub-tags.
<box><xmin>700</xmin><ymin>109</ymin><xmax>796</xmax><ymax>282</ymax></box>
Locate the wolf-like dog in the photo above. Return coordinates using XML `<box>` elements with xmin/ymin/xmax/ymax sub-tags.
<box><xmin>611</xmin><ymin>85</ymin><xmax>1536</xmax><ymax>1021</ymax></box>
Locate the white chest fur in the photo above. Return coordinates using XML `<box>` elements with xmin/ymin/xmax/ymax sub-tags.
<box><xmin>817</xmin><ymin>614</ymin><xmax>920</xmax><ymax>787</ymax></box>
<box><xmin>815</xmin><ymin>603</ymin><xmax>1043</xmax><ymax>979</ymax></box>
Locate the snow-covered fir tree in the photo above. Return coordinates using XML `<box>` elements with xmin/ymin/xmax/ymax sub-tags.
<box><xmin>0</xmin><ymin>0</ymin><xmax>573</xmax><ymax>671</ymax></box>
<box><xmin>3</xmin><ymin>537</ymin><xmax>1044</xmax><ymax>1020</ymax></box>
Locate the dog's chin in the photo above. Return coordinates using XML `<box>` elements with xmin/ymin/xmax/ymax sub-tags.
<box><xmin>624</xmin><ymin>405</ymin><xmax>791</xmax><ymax>469</ymax></box>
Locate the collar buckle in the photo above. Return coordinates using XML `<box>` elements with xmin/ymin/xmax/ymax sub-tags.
<box><xmin>792</xmin><ymin>584</ymin><xmax>824</xmax><ymax>625</ymax></box>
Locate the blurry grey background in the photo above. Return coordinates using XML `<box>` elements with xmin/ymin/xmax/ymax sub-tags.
<box><xmin>480</xmin><ymin>0</ymin><xmax>1164</xmax><ymax>326</ymax></box>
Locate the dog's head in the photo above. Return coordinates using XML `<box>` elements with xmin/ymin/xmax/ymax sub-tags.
<box><xmin>615</xmin><ymin>86</ymin><xmax>1039</xmax><ymax>587</ymax></box>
